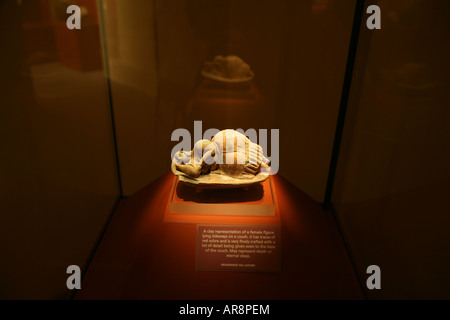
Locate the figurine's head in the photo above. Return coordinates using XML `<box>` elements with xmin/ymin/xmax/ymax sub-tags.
<box><xmin>193</xmin><ymin>139</ymin><xmax>212</xmax><ymax>163</ymax></box>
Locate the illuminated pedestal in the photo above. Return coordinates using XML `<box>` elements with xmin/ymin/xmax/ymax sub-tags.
<box><xmin>77</xmin><ymin>173</ymin><xmax>364</xmax><ymax>299</ymax></box>
<box><xmin>166</xmin><ymin>175</ymin><xmax>280</xmax><ymax>272</ymax></box>
<box><xmin>168</xmin><ymin>176</ymin><xmax>276</xmax><ymax>216</ymax></box>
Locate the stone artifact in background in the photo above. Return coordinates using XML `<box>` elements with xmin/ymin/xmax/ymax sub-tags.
<box><xmin>202</xmin><ymin>55</ymin><xmax>254</xmax><ymax>83</ymax></box>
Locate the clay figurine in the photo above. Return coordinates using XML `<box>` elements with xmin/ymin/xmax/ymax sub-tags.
<box><xmin>172</xmin><ymin>130</ymin><xmax>270</xmax><ymax>187</ymax></box>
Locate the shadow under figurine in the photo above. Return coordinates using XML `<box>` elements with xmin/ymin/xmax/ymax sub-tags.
<box><xmin>171</xmin><ymin>130</ymin><xmax>271</xmax><ymax>191</ymax></box>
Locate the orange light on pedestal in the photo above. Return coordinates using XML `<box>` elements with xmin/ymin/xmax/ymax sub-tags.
<box><xmin>164</xmin><ymin>175</ymin><xmax>280</xmax><ymax>226</ymax></box>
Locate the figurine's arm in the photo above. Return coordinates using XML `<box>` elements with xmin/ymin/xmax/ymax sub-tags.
<box><xmin>244</xmin><ymin>163</ymin><xmax>260</xmax><ymax>175</ymax></box>
<box><xmin>200</xmin><ymin>149</ymin><xmax>217</xmax><ymax>174</ymax></box>
<box><xmin>175</xmin><ymin>163</ymin><xmax>202</xmax><ymax>178</ymax></box>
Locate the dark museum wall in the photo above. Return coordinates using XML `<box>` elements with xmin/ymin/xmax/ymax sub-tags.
<box><xmin>101</xmin><ymin>0</ymin><xmax>160</xmax><ymax>195</ymax></box>
<box><xmin>332</xmin><ymin>0</ymin><xmax>450</xmax><ymax>299</ymax></box>
<box><xmin>0</xmin><ymin>0</ymin><xmax>119</xmax><ymax>299</ymax></box>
